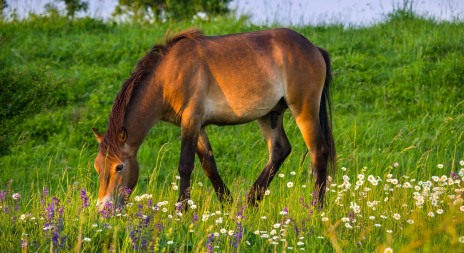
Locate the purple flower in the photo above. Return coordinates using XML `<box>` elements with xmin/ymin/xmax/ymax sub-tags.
<box><xmin>80</xmin><ymin>188</ymin><xmax>89</xmax><ymax>208</ymax></box>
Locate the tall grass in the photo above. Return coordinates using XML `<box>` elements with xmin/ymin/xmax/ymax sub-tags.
<box><xmin>0</xmin><ymin>9</ymin><xmax>463</xmax><ymax>252</ymax></box>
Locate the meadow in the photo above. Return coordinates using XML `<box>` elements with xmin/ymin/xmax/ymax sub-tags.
<box><xmin>1</xmin><ymin>8</ymin><xmax>464</xmax><ymax>252</ymax></box>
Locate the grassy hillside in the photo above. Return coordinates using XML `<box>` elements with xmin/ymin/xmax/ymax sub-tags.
<box><xmin>0</xmin><ymin>9</ymin><xmax>463</xmax><ymax>252</ymax></box>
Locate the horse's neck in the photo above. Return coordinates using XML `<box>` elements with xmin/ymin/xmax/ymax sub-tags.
<box><xmin>123</xmin><ymin>80</ymin><xmax>163</xmax><ymax>154</ymax></box>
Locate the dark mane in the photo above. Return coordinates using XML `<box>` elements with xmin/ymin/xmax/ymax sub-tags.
<box><xmin>100</xmin><ymin>28</ymin><xmax>203</xmax><ymax>157</ymax></box>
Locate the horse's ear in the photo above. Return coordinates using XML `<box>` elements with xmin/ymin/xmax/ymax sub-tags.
<box><xmin>92</xmin><ymin>128</ymin><xmax>103</xmax><ymax>143</ymax></box>
<box><xmin>119</xmin><ymin>127</ymin><xmax>127</xmax><ymax>144</ymax></box>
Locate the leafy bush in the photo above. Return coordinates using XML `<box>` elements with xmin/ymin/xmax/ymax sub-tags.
<box><xmin>113</xmin><ymin>0</ymin><xmax>231</xmax><ymax>22</ymax></box>
<box><xmin>0</xmin><ymin>66</ymin><xmax>66</xmax><ymax>155</ymax></box>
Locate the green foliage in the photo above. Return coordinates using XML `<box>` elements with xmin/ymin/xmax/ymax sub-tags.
<box><xmin>62</xmin><ymin>0</ymin><xmax>89</xmax><ymax>18</ymax></box>
<box><xmin>0</xmin><ymin>10</ymin><xmax>463</xmax><ymax>251</ymax></box>
<box><xmin>113</xmin><ymin>0</ymin><xmax>231</xmax><ymax>22</ymax></box>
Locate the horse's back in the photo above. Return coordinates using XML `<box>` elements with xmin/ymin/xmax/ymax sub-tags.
<box><xmin>160</xmin><ymin>28</ymin><xmax>326</xmax><ymax>126</ymax></box>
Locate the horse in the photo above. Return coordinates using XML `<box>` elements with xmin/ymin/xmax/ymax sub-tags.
<box><xmin>92</xmin><ymin>28</ymin><xmax>336</xmax><ymax>211</ymax></box>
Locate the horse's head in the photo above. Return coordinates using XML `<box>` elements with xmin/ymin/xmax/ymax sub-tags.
<box><xmin>92</xmin><ymin>128</ymin><xmax>139</xmax><ymax>211</ymax></box>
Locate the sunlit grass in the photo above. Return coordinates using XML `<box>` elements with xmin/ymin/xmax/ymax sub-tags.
<box><xmin>1</xmin><ymin>155</ymin><xmax>464</xmax><ymax>251</ymax></box>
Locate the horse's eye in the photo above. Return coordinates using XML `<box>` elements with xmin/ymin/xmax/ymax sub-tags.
<box><xmin>115</xmin><ymin>164</ymin><xmax>125</xmax><ymax>172</ymax></box>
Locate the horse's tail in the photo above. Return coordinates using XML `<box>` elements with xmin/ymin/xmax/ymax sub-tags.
<box><xmin>318</xmin><ymin>47</ymin><xmax>337</xmax><ymax>176</ymax></box>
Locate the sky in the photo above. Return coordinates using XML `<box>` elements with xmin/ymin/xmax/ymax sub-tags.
<box><xmin>4</xmin><ymin>0</ymin><xmax>464</xmax><ymax>26</ymax></box>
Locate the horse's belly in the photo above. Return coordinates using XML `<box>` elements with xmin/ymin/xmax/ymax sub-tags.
<box><xmin>204</xmin><ymin>83</ymin><xmax>284</xmax><ymax>125</ymax></box>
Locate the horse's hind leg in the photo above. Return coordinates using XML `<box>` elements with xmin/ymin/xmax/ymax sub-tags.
<box><xmin>196</xmin><ymin>128</ymin><xmax>233</xmax><ymax>203</ymax></box>
<box><xmin>288</xmin><ymin>101</ymin><xmax>329</xmax><ymax>207</ymax></box>
<box><xmin>247</xmin><ymin>110</ymin><xmax>291</xmax><ymax>206</ymax></box>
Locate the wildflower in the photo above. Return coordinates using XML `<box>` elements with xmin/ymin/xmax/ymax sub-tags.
<box><xmin>83</xmin><ymin>238</ymin><xmax>91</xmax><ymax>242</ymax></box>
<box><xmin>375</xmin><ymin>224</ymin><xmax>381</xmax><ymax>227</ymax></box>
<box><xmin>279</xmin><ymin>174</ymin><xmax>285</xmax><ymax>178</ymax></box>
<box><xmin>393</xmin><ymin>213</ymin><xmax>400</xmax><ymax>220</ymax></box>
<box><xmin>280</xmin><ymin>211</ymin><xmax>287</xmax><ymax>215</ymax></box>
<box><xmin>287</xmin><ymin>182</ymin><xmax>294</xmax><ymax>188</ymax></box>
<box><xmin>368</xmin><ymin>175</ymin><xmax>375</xmax><ymax>182</ymax></box>
<box><xmin>92</xmin><ymin>224</ymin><xmax>98</xmax><ymax>227</ymax></box>
<box><xmin>437</xmin><ymin>164</ymin><xmax>443</xmax><ymax>169</ymax></box>
<box><xmin>341</xmin><ymin>217</ymin><xmax>349</xmax><ymax>222</ymax></box>
<box><xmin>343</xmin><ymin>175</ymin><xmax>350</xmax><ymax>181</ymax></box>
<box><xmin>459</xmin><ymin>236</ymin><xmax>464</xmax><ymax>243</ymax></box>
<box><xmin>385</xmin><ymin>247</ymin><xmax>393</xmax><ymax>253</ymax></box>
<box><xmin>261</xmin><ymin>216</ymin><xmax>267</xmax><ymax>219</ymax></box>
<box><xmin>341</xmin><ymin>167</ymin><xmax>347</xmax><ymax>171</ymax></box>
<box><xmin>20</xmin><ymin>214</ymin><xmax>26</xmax><ymax>220</ymax></box>
<box><xmin>270</xmin><ymin>230</ymin><xmax>276</xmax><ymax>235</ymax></box>
<box><xmin>394</xmin><ymin>162</ymin><xmax>399</xmax><ymax>167</ymax></box>
<box><xmin>261</xmin><ymin>234</ymin><xmax>269</xmax><ymax>238</ymax></box>
<box><xmin>246</xmin><ymin>241</ymin><xmax>251</xmax><ymax>245</ymax></box>
<box><xmin>460</xmin><ymin>160</ymin><xmax>464</xmax><ymax>166</ymax></box>
<box><xmin>162</xmin><ymin>208</ymin><xmax>168</xmax><ymax>212</ymax></box>
<box><xmin>12</xmin><ymin>193</ymin><xmax>20</xmax><ymax>200</ymax></box>
<box><xmin>220</xmin><ymin>228</ymin><xmax>227</xmax><ymax>234</ymax></box>
<box><xmin>407</xmin><ymin>219</ymin><xmax>414</xmax><ymax>224</ymax></box>
<box><xmin>198</xmin><ymin>182</ymin><xmax>203</xmax><ymax>186</ymax></box>
<box><xmin>369</xmin><ymin>216</ymin><xmax>375</xmax><ymax>220</ymax></box>
<box><xmin>273</xmin><ymin>223</ymin><xmax>281</xmax><ymax>228</ymax></box>
<box><xmin>291</xmin><ymin>171</ymin><xmax>296</xmax><ymax>175</ymax></box>
<box><xmin>358</xmin><ymin>174</ymin><xmax>365</xmax><ymax>180</ymax></box>
<box><xmin>228</xmin><ymin>230</ymin><xmax>234</xmax><ymax>236</ymax></box>
<box><xmin>322</xmin><ymin>217</ymin><xmax>328</xmax><ymax>221</ymax></box>
<box><xmin>172</xmin><ymin>185</ymin><xmax>178</xmax><ymax>190</ymax></box>
<box><xmin>191</xmin><ymin>205</ymin><xmax>197</xmax><ymax>209</ymax></box>
<box><xmin>175</xmin><ymin>176</ymin><xmax>180</xmax><ymax>179</ymax></box>
<box><xmin>460</xmin><ymin>206</ymin><xmax>464</xmax><ymax>212</ymax></box>
<box><xmin>391</xmin><ymin>179</ymin><xmax>398</xmax><ymax>185</ymax></box>
<box><xmin>187</xmin><ymin>200</ymin><xmax>194</xmax><ymax>205</ymax></box>
<box><xmin>387</xmin><ymin>174</ymin><xmax>393</xmax><ymax>178</ymax></box>
<box><xmin>302</xmin><ymin>185</ymin><xmax>307</xmax><ymax>188</ymax></box>
<box><xmin>167</xmin><ymin>241</ymin><xmax>173</xmax><ymax>245</ymax></box>
<box><xmin>297</xmin><ymin>242</ymin><xmax>304</xmax><ymax>246</ymax></box>
<box><xmin>265</xmin><ymin>190</ymin><xmax>270</xmax><ymax>195</ymax></box>
<box><xmin>428</xmin><ymin>212</ymin><xmax>435</xmax><ymax>217</ymax></box>
<box><xmin>254</xmin><ymin>230</ymin><xmax>260</xmax><ymax>235</ymax></box>
<box><xmin>386</xmin><ymin>230</ymin><xmax>393</xmax><ymax>233</ymax></box>
<box><xmin>437</xmin><ymin>209</ymin><xmax>443</xmax><ymax>214</ymax></box>
<box><xmin>135</xmin><ymin>196</ymin><xmax>142</xmax><ymax>202</ymax></box>
<box><xmin>345</xmin><ymin>223</ymin><xmax>353</xmax><ymax>229</ymax></box>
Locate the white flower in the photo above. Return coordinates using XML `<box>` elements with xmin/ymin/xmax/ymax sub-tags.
<box><xmin>384</xmin><ymin>247</ymin><xmax>393</xmax><ymax>253</ymax></box>
<box><xmin>322</xmin><ymin>217</ymin><xmax>328</xmax><ymax>221</ymax></box>
<box><xmin>437</xmin><ymin>164</ymin><xmax>443</xmax><ymax>169</ymax></box>
<box><xmin>12</xmin><ymin>193</ymin><xmax>20</xmax><ymax>200</ymax></box>
<box><xmin>135</xmin><ymin>196</ymin><xmax>142</xmax><ymax>202</ymax></box>
<box><xmin>261</xmin><ymin>216</ymin><xmax>267</xmax><ymax>219</ymax></box>
<box><xmin>287</xmin><ymin>182</ymin><xmax>294</xmax><ymax>188</ymax></box>
<box><xmin>167</xmin><ymin>241</ymin><xmax>173</xmax><ymax>245</ymax></box>
<box><xmin>279</xmin><ymin>174</ymin><xmax>285</xmax><ymax>178</ymax></box>
<box><xmin>345</xmin><ymin>223</ymin><xmax>353</xmax><ymax>229</ymax></box>
<box><xmin>270</xmin><ymin>230</ymin><xmax>276</xmax><ymax>235</ymax></box>
<box><xmin>297</xmin><ymin>241</ymin><xmax>304</xmax><ymax>246</ymax></box>
<box><xmin>187</xmin><ymin>200</ymin><xmax>194</xmax><ymax>205</ymax></box>
<box><xmin>83</xmin><ymin>237</ymin><xmax>91</xmax><ymax>242</ymax></box>
<box><xmin>254</xmin><ymin>230</ymin><xmax>260</xmax><ymax>235</ymax></box>
<box><xmin>92</xmin><ymin>224</ymin><xmax>98</xmax><ymax>227</ymax></box>
<box><xmin>273</xmin><ymin>223</ymin><xmax>281</xmax><ymax>228</ymax></box>
<box><xmin>393</xmin><ymin>213</ymin><xmax>400</xmax><ymax>220</ymax></box>
<box><xmin>265</xmin><ymin>190</ymin><xmax>270</xmax><ymax>195</ymax></box>
<box><xmin>20</xmin><ymin>214</ymin><xmax>26</xmax><ymax>220</ymax></box>
<box><xmin>172</xmin><ymin>185</ymin><xmax>178</xmax><ymax>190</ymax></box>
<box><xmin>437</xmin><ymin>209</ymin><xmax>443</xmax><ymax>214</ymax></box>
<box><xmin>341</xmin><ymin>167</ymin><xmax>347</xmax><ymax>171</ymax></box>
<box><xmin>460</xmin><ymin>160</ymin><xmax>464</xmax><ymax>166</ymax></box>
<box><xmin>220</xmin><ymin>229</ymin><xmax>226</xmax><ymax>234</ymax></box>
<box><xmin>369</xmin><ymin>216</ymin><xmax>375</xmax><ymax>220</ymax></box>
<box><xmin>228</xmin><ymin>230</ymin><xmax>234</xmax><ymax>236</ymax></box>
<box><xmin>290</xmin><ymin>171</ymin><xmax>296</xmax><ymax>175</ymax></box>
<box><xmin>428</xmin><ymin>212</ymin><xmax>435</xmax><ymax>217</ymax></box>
<box><xmin>459</xmin><ymin>236</ymin><xmax>464</xmax><ymax>243</ymax></box>
<box><xmin>162</xmin><ymin>208</ymin><xmax>168</xmax><ymax>212</ymax></box>
<box><xmin>302</xmin><ymin>185</ymin><xmax>307</xmax><ymax>188</ymax></box>
<box><xmin>279</xmin><ymin>211</ymin><xmax>287</xmax><ymax>215</ymax></box>
<box><xmin>407</xmin><ymin>219</ymin><xmax>414</xmax><ymax>224</ymax></box>
<box><xmin>191</xmin><ymin>205</ymin><xmax>197</xmax><ymax>209</ymax></box>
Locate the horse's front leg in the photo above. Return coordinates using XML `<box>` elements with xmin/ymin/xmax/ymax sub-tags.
<box><xmin>177</xmin><ymin>118</ymin><xmax>201</xmax><ymax>208</ymax></box>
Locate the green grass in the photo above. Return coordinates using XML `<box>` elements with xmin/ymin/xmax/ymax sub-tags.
<box><xmin>0</xmin><ymin>9</ymin><xmax>464</xmax><ymax>252</ymax></box>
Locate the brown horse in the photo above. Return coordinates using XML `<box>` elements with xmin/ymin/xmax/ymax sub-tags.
<box><xmin>92</xmin><ymin>28</ymin><xmax>336</xmax><ymax>211</ymax></box>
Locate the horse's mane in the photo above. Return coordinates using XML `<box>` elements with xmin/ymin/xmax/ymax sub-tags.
<box><xmin>100</xmin><ymin>29</ymin><xmax>203</xmax><ymax>157</ymax></box>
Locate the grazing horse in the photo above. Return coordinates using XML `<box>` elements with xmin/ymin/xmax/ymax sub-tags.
<box><xmin>92</xmin><ymin>28</ymin><xmax>336</xmax><ymax>210</ymax></box>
